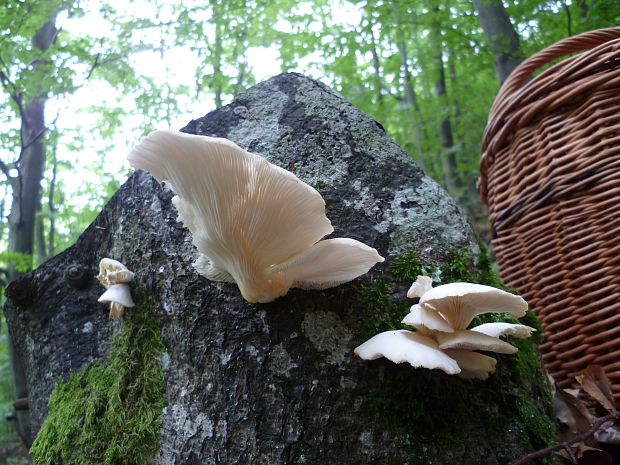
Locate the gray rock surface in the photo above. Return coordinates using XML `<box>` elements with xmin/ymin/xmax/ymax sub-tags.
<box><xmin>4</xmin><ymin>73</ymin><xmax>553</xmax><ymax>465</ymax></box>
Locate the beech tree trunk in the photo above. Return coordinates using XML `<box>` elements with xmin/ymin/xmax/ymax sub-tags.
<box><xmin>4</xmin><ymin>73</ymin><xmax>555</xmax><ymax>464</ymax></box>
<box><xmin>5</xmin><ymin>15</ymin><xmax>59</xmax><ymax>443</ymax></box>
<box><xmin>471</xmin><ymin>0</ymin><xmax>524</xmax><ymax>84</ymax></box>
<box><xmin>429</xmin><ymin>6</ymin><xmax>458</xmax><ymax>196</ymax></box>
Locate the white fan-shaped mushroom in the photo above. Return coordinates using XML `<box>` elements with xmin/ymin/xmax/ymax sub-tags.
<box><xmin>270</xmin><ymin>238</ymin><xmax>384</xmax><ymax>290</ymax></box>
<box><xmin>354</xmin><ymin>330</ymin><xmax>461</xmax><ymax>375</ymax></box>
<box><xmin>419</xmin><ymin>282</ymin><xmax>527</xmax><ymax>330</ymax></box>
<box><xmin>436</xmin><ymin>329</ymin><xmax>519</xmax><ymax>354</ymax></box>
<box><xmin>402</xmin><ymin>304</ymin><xmax>454</xmax><ymax>333</ymax></box>
<box><xmin>470</xmin><ymin>322</ymin><xmax>536</xmax><ymax>339</ymax></box>
<box><xmin>128</xmin><ymin>130</ymin><xmax>384</xmax><ymax>303</ymax></box>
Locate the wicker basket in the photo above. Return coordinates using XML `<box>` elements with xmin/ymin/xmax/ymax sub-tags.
<box><xmin>479</xmin><ymin>27</ymin><xmax>620</xmax><ymax>401</ymax></box>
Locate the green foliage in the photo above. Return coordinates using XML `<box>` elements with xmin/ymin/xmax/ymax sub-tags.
<box><xmin>0</xmin><ymin>252</ymin><xmax>33</xmax><ymax>274</ymax></box>
<box><xmin>389</xmin><ymin>250</ymin><xmax>433</xmax><ymax>283</ymax></box>
<box><xmin>29</xmin><ymin>298</ymin><xmax>166</xmax><ymax>465</ymax></box>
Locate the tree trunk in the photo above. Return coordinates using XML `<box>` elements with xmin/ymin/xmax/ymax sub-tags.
<box><xmin>47</xmin><ymin>147</ymin><xmax>57</xmax><ymax>259</ymax></box>
<box><xmin>471</xmin><ymin>0</ymin><xmax>524</xmax><ymax>84</ymax></box>
<box><xmin>429</xmin><ymin>6</ymin><xmax>458</xmax><ymax>196</ymax></box>
<box><xmin>8</xmin><ymin>96</ymin><xmax>47</xmax><ymax>278</ymax></box>
<box><xmin>396</xmin><ymin>31</ymin><xmax>428</xmax><ymax>173</ymax></box>
<box><xmin>367</xmin><ymin>21</ymin><xmax>384</xmax><ymax>110</ymax></box>
<box><xmin>6</xmin><ymin>15</ymin><xmax>58</xmax><ymax>444</ymax></box>
<box><xmin>212</xmin><ymin>6</ymin><xmax>224</xmax><ymax>108</ymax></box>
<box><xmin>35</xmin><ymin>214</ymin><xmax>47</xmax><ymax>265</ymax></box>
<box><xmin>5</xmin><ymin>73</ymin><xmax>556</xmax><ymax>464</ymax></box>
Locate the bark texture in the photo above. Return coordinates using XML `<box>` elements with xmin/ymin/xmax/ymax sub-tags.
<box><xmin>4</xmin><ymin>73</ymin><xmax>554</xmax><ymax>464</ymax></box>
<box><xmin>472</xmin><ymin>0</ymin><xmax>524</xmax><ymax>84</ymax></box>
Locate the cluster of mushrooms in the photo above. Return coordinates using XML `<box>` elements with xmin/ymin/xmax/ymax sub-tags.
<box><xmin>97</xmin><ymin>258</ymin><xmax>135</xmax><ymax>318</ymax></box>
<box><xmin>355</xmin><ymin>276</ymin><xmax>534</xmax><ymax>379</ymax></box>
<box><xmin>97</xmin><ymin>129</ymin><xmax>534</xmax><ymax>380</ymax></box>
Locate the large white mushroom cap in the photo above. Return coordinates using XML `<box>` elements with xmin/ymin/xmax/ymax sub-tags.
<box><xmin>354</xmin><ymin>330</ymin><xmax>461</xmax><ymax>375</ymax></box>
<box><xmin>127</xmin><ymin>130</ymin><xmax>384</xmax><ymax>303</ymax></box>
<box><xmin>419</xmin><ymin>282</ymin><xmax>528</xmax><ymax>330</ymax></box>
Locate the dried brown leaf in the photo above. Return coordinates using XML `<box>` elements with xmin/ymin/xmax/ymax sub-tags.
<box><xmin>555</xmin><ymin>384</ymin><xmax>595</xmax><ymax>440</ymax></box>
<box><xmin>575</xmin><ymin>366</ymin><xmax>616</xmax><ymax>413</ymax></box>
<box><xmin>574</xmin><ymin>443</ymin><xmax>612</xmax><ymax>465</ymax></box>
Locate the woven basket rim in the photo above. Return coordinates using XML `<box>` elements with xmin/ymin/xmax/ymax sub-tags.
<box><xmin>479</xmin><ymin>26</ymin><xmax>620</xmax><ymax>205</ymax></box>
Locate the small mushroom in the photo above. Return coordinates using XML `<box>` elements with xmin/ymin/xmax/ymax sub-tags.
<box><xmin>406</xmin><ymin>275</ymin><xmax>433</xmax><ymax>298</ymax></box>
<box><xmin>97</xmin><ymin>258</ymin><xmax>135</xmax><ymax>318</ymax></box>
<box><xmin>354</xmin><ymin>330</ymin><xmax>461</xmax><ymax>375</ymax></box>
<box><xmin>127</xmin><ymin>130</ymin><xmax>384</xmax><ymax>303</ymax></box>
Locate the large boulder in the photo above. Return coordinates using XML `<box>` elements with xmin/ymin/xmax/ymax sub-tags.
<box><xmin>4</xmin><ymin>73</ymin><xmax>555</xmax><ymax>465</ymax></box>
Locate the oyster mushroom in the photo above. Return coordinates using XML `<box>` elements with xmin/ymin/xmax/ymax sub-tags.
<box><xmin>354</xmin><ymin>329</ymin><xmax>461</xmax><ymax>375</ymax></box>
<box><xmin>97</xmin><ymin>258</ymin><xmax>135</xmax><ymax>318</ymax></box>
<box><xmin>127</xmin><ymin>130</ymin><xmax>384</xmax><ymax>303</ymax></box>
<box><xmin>418</xmin><ymin>281</ymin><xmax>528</xmax><ymax>330</ymax></box>
<box><xmin>356</xmin><ymin>275</ymin><xmax>535</xmax><ymax>380</ymax></box>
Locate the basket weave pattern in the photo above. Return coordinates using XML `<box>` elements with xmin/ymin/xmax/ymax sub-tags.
<box><xmin>479</xmin><ymin>27</ymin><xmax>620</xmax><ymax>400</ymax></box>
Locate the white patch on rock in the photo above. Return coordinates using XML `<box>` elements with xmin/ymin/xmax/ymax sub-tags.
<box><xmin>267</xmin><ymin>343</ymin><xmax>298</xmax><ymax>378</ymax></box>
<box><xmin>157</xmin><ymin>352</ymin><xmax>170</xmax><ymax>371</ymax></box>
<box><xmin>220</xmin><ymin>350</ymin><xmax>233</xmax><ymax>366</ymax></box>
<box><xmin>226</xmin><ymin>89</ymin><xmax>289</xmax><ymax>154</ymax></box>
<box><xmin>162</xmin><ymin>302</ymin><xmax>174</xmax><ymax>315</ymax></box>
<box><xmin>301</xmin><ymin>311</ymin><xmax>352</xmax><ymax>366</ymax></box>
<box><xmin>162</xmin><ymin>404</ymin><xmax>214</xmax><ymax>440</ymax></box>
<box><xmin>81</xmin><ymin>322</ymin><xmax>93</xmax><ymax>334</ymax></box>
<box><xmin>374</xmin><ymin>178</ymin><xmax>479</xmax><ymax>257</ymax></box>
<box><xmin>358</xmin><ymin>430</ymin><xmax>373</xmax><ymax>446</ymax></box>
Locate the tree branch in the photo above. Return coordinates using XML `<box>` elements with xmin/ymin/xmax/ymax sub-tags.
<box><xmin>85</xmin><ymin>52</ymin><xmax>101</xmax><ymax>80</ymax></box>
<box><xmin>18</xmin><ymin>111</ymin><xmax>60</xmax><ymax>166</ymax></box>
<box><xmin>0</xmin><ymin>158</ymin><xmax>14</xmax><ymax>180</ymax></box>
<box><xmin>509</xmin><ymin>412</ymin><xmax>620</xmax><ymax>465</ymax></box>
<box><xmin>0</xmin><ymin>2</ymin><xmax>32</xmax><ymax>46</ymax></box>
<box><xmin>0</xmin><ymin>58</ymin><xmax>25</xmax><ymax>117</ymax></box>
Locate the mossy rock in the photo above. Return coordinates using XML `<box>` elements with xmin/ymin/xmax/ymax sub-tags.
<box><xmin>29</xmin><ymin>297</ymin><xmax>165</xmax><ymax>465</ymax></box>
<box><xmin>4</xmin><ymin>73</ymin><xmax>556</xmax><ymax>465</ymax></box>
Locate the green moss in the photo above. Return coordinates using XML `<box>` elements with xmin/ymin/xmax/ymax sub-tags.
<box><xmin>389</xmin><ymin>250</ymin><xmax>432</xmax><ymax>283</ymax></box>
<box><xmin>357</xmin><ymin>280</ymin><xmax>409</xmax><ymax>339</ymax></box>
<box><xmin>313</xmin><ymin>180</ymin><xmax>325</xmax><ymax>190</ymax></box>
<box><xmin>29</xmin><ymin>297</ymin><xmax>166</xmax><ymax>465</ymax></box>
<box><xmin>358</xmin><ymin>246</ymin><xmax>557</xmax><ymax>463</ymax></box>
